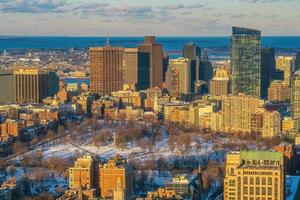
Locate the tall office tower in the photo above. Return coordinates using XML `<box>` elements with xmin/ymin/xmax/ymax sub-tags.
<box><xmin>268</xmin><ymin>80</ymin><xmax>291</xmax><ymax>102</ymax></box>
<box><xmin>276</xmin><ymin>56</ymin><xmax>295</xmax><ymax>86</ymax></box>
<box><xmin>69</xmin><ymin>156</ymin><xmax>94</xmax><ymax>189</ymax></box>
<box><xmin>136</xmin><ymin>52</ymin><xmax>150</xmax><ymax>90</ymax></box>
<box><xmin>14</xmin><ymin>68</ymin><xmax>58</xmax><ymax>103</ymax></box>
<box><xmin>261</xmin><ymin>48</ymin><xmax>276</xmax><ymax>98</ymax></box>
<box><xmin>138</xmin><ymin>36</ymin><xmax>163</xmax><ymax>88</ymax></box>
<box><xmin>48</xmin><ymin>71</ymin><xmax>59</xmax><ymax>96</ymax></box>
<box><xmin>123</xmin><ymin>48</ymin><xmax>138</xmax><ymax>85</ymax></box>
<box><xmin>210</xmin><ymin>67</ymin><xmax>230</xmax><ymax>96</ymax></box>
<box><xmin>99</xmin><ymin>157</ymin><xmax>133</xmax><ymax>200</ymax></box>
<box><xmin>295</xmin><ymin>52</ymin><xmax>300</xmax><ymax>71</ymax></box>
<box><xmin>291</xmin><ymin>71</ymin><xmax>300</xmax><ymax>128</ymax></box>
<box><xmin>231</xmin><ymin>26</ymin><xmax>261</xmax><ymax>98</ymax></box>
<box><xmin>90</xmin><ymin>46</ymin><xmax>124</xmax><ymax>96</ymax></box>
<box><xmin>222</xmin><ymin>93</ymin><xmax>263</xmax><ymax>133</ymax></box>
<box><xmin>166</xmin><ymin>58</ymin><xmax>191</xmax><ymax>97</ymax></box>
<box><xmin>199</xmin><ymin>51</ymin><xmax>213</xmax><ymax>83</ymax></box>
<box><xmin>224</xmin><ymin>151</ymin><xmax>284</xmax><ymax>200</ymax></box>
<box><xmin>183</xmin><ymin>43</ymin><xmax>201</xmax><ymax>92</ymax></box>
<box><xmin>0</xmin><ymin>70</ymin><xmax>15</xmax><ymax>103</ymax></box>
<box><xmin>163</xmin><ymin>53</ymin><xmax>169</xmax><ymax>82</ymax></box>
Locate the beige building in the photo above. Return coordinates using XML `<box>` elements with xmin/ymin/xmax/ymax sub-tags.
<box><xmin>222</xmin><ymin>94</ymin><xmax>263</xmax><ymax>133</ymax></box>
<box><xmin>14</xmin><ymin>68</ymin><xmax>49</xmax><ymax>103</ymax></box>
<box><xmin>138</xmin><ymin>36</ymin><xmax>163</xmax><ymax>88</ymax></box>
<box><xmin>166</xmin><ymin>58</ymin><xmax>191</xmax><ymax>96</ymax></box>
<box><xmin>276</xmin><ymin>56</ymin><xmax>294</xmax><ymax>85</ymax></box>
<box><xmin>210</xmin><ymin>67</ymin><xmax>230</xmax><ymax>96</ymax></box>
<box><xmin>282</xmin><ymin>117</ymin><xmax>295</xmax><ymax>133</ymax></box>
<box><xmin>90</xmin><ymin>46</ymin><xmax>124</xmax><ymax>96</ymax></box>
<box><xmin>268</xmin><ymin>80</ymin><xmax>290</xmax><ymax>102</ymax></box>
<box><xmin>211</xmin><ymin>112</ymin><xmax>224</xmax><ymax>132</ymax></box>
<box><xmin>262</xmin><ymin>111</ymin><xmax>281</xmax><ymax>138</ymax></box>
<box><xmin>69</xmin><ymin>156</ymin><xmax>94</xmax><ymax>190</ymax></box>
<box><xmin>224</xmin><ymin>151</ymin><xmax>284</xmax><ymax>200</ymax></box>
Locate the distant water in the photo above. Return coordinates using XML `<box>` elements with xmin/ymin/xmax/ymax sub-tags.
<box><xmin>64</xmin><ymin>77</ymin><xmax>90</xmax><ymax>85</ymax></box>
<box><xmin>1</xmin><ymin>36</ymin><xmax>299</xmax><ymax>60</ymax></box>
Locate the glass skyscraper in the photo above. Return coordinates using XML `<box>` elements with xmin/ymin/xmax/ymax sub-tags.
<box><xmin>291</xmin><ymin>71</ymin><xmax>300</xmax><ymax>129</ymax></box>
<box><xmin>231</xmin><ymin>26</ymin><xmax>261</xmax><ymax>98</ymax></box>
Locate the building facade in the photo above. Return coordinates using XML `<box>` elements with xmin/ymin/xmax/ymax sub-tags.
<box><xmin>90</xmin><ymin>46</ymin><xmax>124</xmax><ymax>96</ymax></box>
<box><xmin>231</xmin><ymin>27</ymin><xmax>261</xmax><ymax>98</ymax></box>
<box><xmin>268</xmin><ymin>80</ymin><xmax>291</xmax><ymax>102</ymax></box>
<box><xmin>276</xmin><ymin>56</ymin><xmax>294</xmax><ymax>86</ymax></box>
<box><xmin>138</xmin><ymin>36</ymin><xmax>163</xmax><ymax>88</ymax></box>
<box><xmin>210</xmin><ymin>67</ymin><xmax>230</xmax><ymax>96</ymax></box>
<box><xmin>224</xmin><ymin>151</ymin><xmax>284</xmax><ymax>200</ymax></box>
<box><xmin>291</xmin><ymin>71</ymin><xmax>300</xmax><ymax>130</ymax></box>
<box><xmin>0</xmin><ymin>70</ymin><xmax>15</xmax><ymax>103</ymax></box>
<box><xmin>261</xmin><ymin>48</ymin><xmax>276</xmax><ymax>99</ymax></box>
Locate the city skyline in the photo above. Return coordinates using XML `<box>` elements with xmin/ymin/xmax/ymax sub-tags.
<box><xmin>0</xmin><ymin>0</ymin><xmax>300</xmax><ymax>36</ymax></box>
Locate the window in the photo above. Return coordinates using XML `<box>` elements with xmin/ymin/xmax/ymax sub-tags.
<box><xmin>268</xmin><ymin>177</ymin><xmax>272</xmax><ymax>185</ymax></box>
<box><xmin>262</xmin><ymin>177</ymin><xmax>266</xmax><ymax>185</ymax></box>
<box><xmin>244</xmin><ymin>177</ymin><xmax>248</xmax><ymax>185</ymax></box>
<box><xmin>256</xmin><ymin>177</ymin><xmax>260</xmax><ymax>185</ymax></box>
<box><xmin>250</xmin><ymin>177</ymin><xmax>254</xmax><ymax>185</ymax></box>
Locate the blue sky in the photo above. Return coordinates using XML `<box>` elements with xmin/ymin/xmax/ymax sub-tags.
<box><xmin>0</xmin><ymin>0</ymin><xmax>299</xmax><ymax>36</ymax></box>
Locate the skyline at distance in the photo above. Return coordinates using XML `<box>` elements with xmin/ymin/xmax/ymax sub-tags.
<box><xmin>0</xmin><ymin>0</ymin><xmax>300</xmax><ymax>37</ymax></box>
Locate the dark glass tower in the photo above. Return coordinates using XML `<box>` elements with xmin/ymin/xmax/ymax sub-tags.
<box><xmin>183</xmin><ymin>43</ymin><xmax>201</xmax><ymax>93</ymax></box>
<box><xmin>260</xmin><ymin>48</ymin><xmax>275</xmax><ymax>99</ymax></box>
<box><xmin>136</xmin><ymin>52</ymin><xmax>150</xmax><ymax>90</ymax></box>
<box><xmin>231</xmin><ymin>27</ymin><xmax>261</xmax><ymax>98</ymax></box>
<box><xmin>295</xmin><ymin>52</ymin><xmax>300</xmax><ymax>71</ymax></box>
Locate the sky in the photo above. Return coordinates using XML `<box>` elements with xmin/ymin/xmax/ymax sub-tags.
<box><xmin>0</xmin><ymin>0</ymin><xmax>299</xmax><ymax>36</ymax></box>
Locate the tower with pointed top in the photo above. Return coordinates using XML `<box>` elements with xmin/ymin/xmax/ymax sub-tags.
<box><xmin>198</xmin><ymin>163</ymin><xmax>203</xmax><ymax>192</ymax></box>
<box><xmin>113</xmin><ymin>177</ymin><xmax>125</xmax><ymax>200</ymax></box>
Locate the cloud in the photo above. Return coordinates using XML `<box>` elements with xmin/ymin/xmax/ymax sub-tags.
<box><xmin>0</xmin><ymin>0</ymin><xmax>68</xmax><ymax>13</ymax></box>
<box><xmin>158</xmin><ymin>3</ymin><xmax>211</xmax><ymax>11</ymax></box>
<box><xmin>234</xmin><ymin>0</ymin><xmax>294</xmax><ymax>3</ymax></box>
<box><xmin>230</xmin><ymin>14</ymin><xmax>246</xmax><ymax>18</ymax></box>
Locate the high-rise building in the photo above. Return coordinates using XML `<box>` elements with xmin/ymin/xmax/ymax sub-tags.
<box><xmin>14</xmin><ymin>68</ymin><xmax>58</xmax><ymax>103</ymax></box>
<box><xmin>113</xmin><ymin>177</ymin><xmax>125</xmax><ymax>200</ymax></box>
<box><xmin>261</xmin><ymin>48</ymin><xmax>276</xmax><ymax>99</ymax></box>
<box><xmin>136</xmin><ymin>52</ymin><xmax>150</xmax><ymax>91</ymax></box>
<box><xmin>291</xmin><ymin>71</ymin><xmax>300</xmax><ymax>128</ymax></box>
<box><xmin>276</xmin><ymin>56</ymin><xmax>294</xmax><ymax>86</ymax></box>
<box><xmin>138</xmin><ymin>36</ymin><xmax>163</xmax><ymax>88</ymax></box>
<box><xmin>99</xmin><ymin>157</ymin><xmax>133</xmax><ymax>200</ymax></box>
<box><xmin>69</xmin><ymin>156</ymin><xmax>94</xmax><ymax>190</ymax></box>
<box><xmin>210</xmin><ymin>67</ymin><xmax>230</xmax><ymax>96</ymax></box>
<box><xmin>262</xmin><ymin>110</ymin><xmax>281</xmax><ymax>137</ymax></box>
<box><xmin>231</xmin><ymin>26</ymin><xmax>261</xmax><ymax>98</ymax></box>
<box><xmin>166</xmin><ymin>58</ymin><xmax>191</xmax><ymax>97</ymax></box>
<box><xmin>295</xmin><ymin>52</ymin><xmax>300</xmax><ymax>71</ymax></box>
<box><xmin>0</xmin><ymin>70</ymin><xmax>15</xmax><ymax>103</ymax></box>
<box><xmin>183</xmin><ymin>43</ymin><xmax>201</xmax><ymax>92</ymax></box>
<box><xmin>268</xmin><ymin>80</ymin><xmax>291</xmax><ymax>102</ymax></box>
<box><xmin>163</xmin><ymin>53</ymin><xmax>169</xmax><ymax>82</ymax></box>
<box><xmin>90</xmin><ymin>46</ymin><xmax>124</xmax><ymax>96</ymax></box>
<box><xmin>224</xmin><ymin>151</ymin><xmax>284</xmax><ymax>200</ymax></box>
<box><xmin>222</xmin><ymin>93</ymin><xmax>263</xmax><ymax>133</ymax></box>
<box><xmin>200</xmin><ymin>50</ymin><xmax>213</xmax><ymax>84</ymax></box>
<box><xmin>123</xmin><ymin>48</ymin><xmax>139</xmax><ymax>85</ymax></box>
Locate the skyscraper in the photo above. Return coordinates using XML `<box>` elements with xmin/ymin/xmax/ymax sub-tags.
<box><xmin>210</xmin><ymin>67</ymin><xmax>230</xmax><ymax>96</ymax></box>
<box><xmin>224</xmin><ymin>151</ymin><xmax>284</xmax><ymax>200</ymax></box>
<box><xmin>0</xmin><ymin>70</ymin><xmax>15</xmax><ymax>103</ymax></box>
<box><xmin>123</xmin><ymin>48</ymin><xmax>139</xmax><ymax>85</ymax></box>
<box><xmin>138</xmin><ymin>36</ymin><xmax>163</xmax><ymax>88</ymax></box>
<box><xmin>163</xmin><ymin>53</ymin><xmax>169</xmax><ymax>82</ymax></box>
<box><xmin>261</xmin><ymin>48</ymin><xmax>276</xmax><ymax>99</ymax></box>
<box><xmin>231</xmin><ymin>26</ymin><xmax>261</xmax><ymax>98</ymax></box>
<box><xmin>291</xmin><ymin>71</ymin><xmax>300</xmax><ymax>128</ymax></box>
<box><xmin>295</xmin><ymin>51</ymin><xmax>300</xmax><ymax>71</ymax></box>
<box><xmin>276</xmin><ymin>56</ymin><xmax>294</xmax><ymax>86</ymax></box>
<box><xmin>183</xmin><ymin>43</ymin><xmax>201</xmax><ymax>92</ymax></box>
<box><xmin>90</xmin><ymin>46</ymin><xmax>124</xmax><ymax>96</ymax></box>
<box><xmin>14</xmin><ymin>68</ymin><xmax>58</xmax><ymax>103</ymax></box>
<box><xmin>166</xmin><ymin>58</ymin><xmax>191</xmax><ymax>97</ymax></box>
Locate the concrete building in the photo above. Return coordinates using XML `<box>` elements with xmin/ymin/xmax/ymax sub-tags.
<box><xmin>262</xmin><ymin>111</ymin><xmax>281</xmax><ymax>138</ymax></box>
<box><xmin>210</xmin><ymin>67</ymin><xmax>230</xmax><ymax>96</ymax></box>
<box><xmin>291</xmin><ymin>71</ymin><xmax>300</xmax><ymax>130</ymax></box>
<box><xmin>123</xmin><ymin>48</ymin><xmax>139</xmax><ymax>86</ymax></box>
<box><xmin>138</xmin><ymin>36</ymin><xmax>163</xmax><ymax>88</ymax></box>
<box><xmin>276</xmin><ymin>56</ymin><xmax>294</xmax><ymax>86</ymax></box>
<box><xmin>99</xmin><ymin>156</ymin><xmax>133</xmax><ymax>200</ymax></box>
<box><xmin>224</xmin><ymin>151</ymin><xmax>284</xmax><ymax>200</ymax></box>
<box><xmin>90</xmin><ymin>46</ymin><xmax>124</xmax><ymax>96</ymax></box>
<box><xmin>69</xmin><ymin>156</ymin><xmax>94</xmax><ymax>190</ymax></box>
<box><xmin>295</xmin><ymin>52</ymin><xmax>300</xmax><ymax>71</ymax></box>
<box><xmin>268</xmin><ymin>80</ymin><xmax>291</xmax><ymax>102</ymax></box>
<box><xmin>14</xmin><ymin>68</ymin><xmax>58</xmax><ymax>103</ymax></box>
<box><xmin>222</xmin><ymin>94</ymin><xmax>263</xmax><ymax>133</ymax></box>
<box><xmin>166</xmin><ymin>58</ymin><xmax>191</xmax><ymax>97</ymax></box>
<box><xmin>231</xmin><ymin>27</ymin><xmax>261</xmax><ymax>98</ymax></box>
<box><xmin>0</xmin><ymin>70</ymin><xmax>15</xmax><ymax>103</ymax></box>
